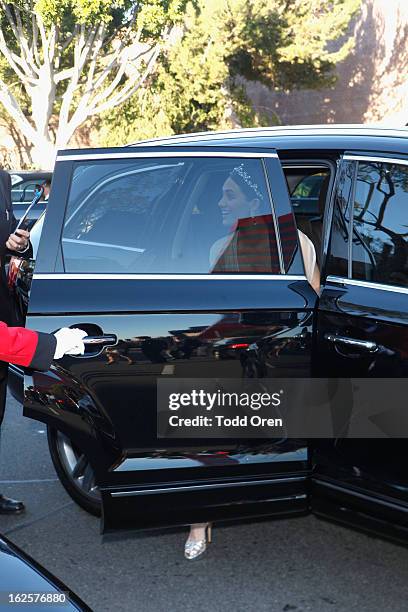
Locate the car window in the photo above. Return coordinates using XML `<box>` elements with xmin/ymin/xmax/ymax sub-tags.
<box><xmin>61</xmin><ymin>157</ymin><xmax>280</xmax><ymax>274</ymax></box>
<box><xmin>325</xmin><ymin>160</ymin><xmax>354</xmax><ymax>279</ymax></box>
<box><xmin>11</xmin><ymin>180</ymin><xmax>40</xmax><ymax>203</ymax></box>
<box><xmin>283</xmin><ymin>166</ymin><xmax>330</xmax><ymax>272</ymax></box>
<box><xmin>352</xmin><ymin>161</ymin><xmax>408</xmax><ymax>287</ymax></box>
<box><xmin>291</xmin><ymin>172</ymin><xmax>327</xmax><ymax>215</ymax></box>
<box><xmin>10</xmin><ymin>174</ymin><xmax>22</xmax><ymax>186</ymax></box>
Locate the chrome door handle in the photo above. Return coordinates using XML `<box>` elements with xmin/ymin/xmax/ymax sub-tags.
<box><xmin>324</xmin><ymin>334</ymin><xmax>378</xmax><ymax>353</ymax></box>
<box><xmin>83</xmin><ymin>335</ymin><xmax>117</xmax><ymax>347</ymax></box>
<box><xmin>69</xmin><ymin>334</ymin><xmax>117</xmax><ymax>359</ymax></box>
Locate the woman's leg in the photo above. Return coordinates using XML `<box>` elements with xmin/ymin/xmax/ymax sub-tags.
<box><xmin>184</xmin><ymin>523</ymin><xmax>212</xmax><ymax>560</ymax></box>
<box><xmin>188</xmin><ymin>523</ymin><xmax>207</xmax><ymax>541</ymax></box>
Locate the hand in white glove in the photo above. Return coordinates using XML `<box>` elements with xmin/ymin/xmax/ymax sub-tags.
<box><xmin>53</xmin><ymin>328</ymin><xmax>88</xmax><ymax>359</ymax></box>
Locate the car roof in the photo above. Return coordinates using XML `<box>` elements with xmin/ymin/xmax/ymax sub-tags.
<box><xmin>129</xmin><ymin>125</ymin><xmax>408</xmax><ymax>157</ymax></box>
<box><xmin>57</xmin><ymin>124</ymin><xmax>408</xmax><ymax>159</ymax></box>
<box><xmin>128</xmin><ymin>124</ymin><xmax>408</xmax><ymax>147</ymax></box>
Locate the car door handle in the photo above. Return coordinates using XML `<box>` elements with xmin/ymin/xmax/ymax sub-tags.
<box><xmin>83</xmin><ymin>335</ymin><xmax>117</xmax><ymax>347</ymax></box>
<box><xmin>324</xmin><ymin>334</ymin><xmax>378</xmax><ymax>353</ymax></box>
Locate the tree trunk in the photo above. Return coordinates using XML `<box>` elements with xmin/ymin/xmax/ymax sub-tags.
<box><xmin>29</xmin><ymin>66</ymin><xmax>57</xmax><ymax>168</ymax></box>
<box><xmin>30</xmin><ymin>137</ymin><xmax>58</xmax><ymax>169</ymax></box>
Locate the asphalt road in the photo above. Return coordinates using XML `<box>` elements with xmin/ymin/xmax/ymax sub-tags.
<box><xmin>1</xmin><ymin>392</ymin><xmax>408</xmax><ymax>612</ymax></box>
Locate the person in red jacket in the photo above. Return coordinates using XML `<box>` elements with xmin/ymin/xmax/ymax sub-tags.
<box><xmin>0</xmin><ymin>323</ymin><xmax>87</xmax><ymax>514</ymax></box>
<box><xmin>0</xmin><ymin>322</ymin><xmax>86</xmax><ymax>370</ymax></box>
<box><xmin>0</xmin><ymin>168</ymin><xmax>87</xmax><ymax>515</ymax></box>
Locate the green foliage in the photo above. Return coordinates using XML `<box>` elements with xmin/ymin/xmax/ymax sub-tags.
<box><xmin>98</xmin><ymin>88</ymin><xmax>173</xmax><ymax>145</ymax></box>
<box><xmin>99</xmin><ymin>0</ymin><xmax>360</xmax><ymax>146</ymax></box>
<box><xmin>31</xmin><ymin>0</ymin><xmax>187</xmax><ymax>29</ymax></box>
<box><xmin>0</xmin><ymin>0</ymin><xmax>360</xmax><ymax>164</ymax></box>
<box><xmin>228</xmin><ymin>0</ymin><xmax>360</xmax><ymax>90</ymax></box>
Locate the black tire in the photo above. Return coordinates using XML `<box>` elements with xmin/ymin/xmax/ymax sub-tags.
<box><xmin>47</xmin><ymin>426</ymin><xmax>101</xmax><ymax>516</ymax></box>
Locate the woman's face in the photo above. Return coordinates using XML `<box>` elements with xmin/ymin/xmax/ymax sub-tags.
<box><xmin>218</xmin><ymin>177</ymin><xmax>255</xmax><ymax>227</ymax></box>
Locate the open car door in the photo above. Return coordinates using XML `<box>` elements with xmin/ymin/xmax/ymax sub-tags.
<box><xmin>25</xmin><ymin>144</ymin><xmax>317</xmax><ymax>533</ymax></box>
<box><xmin>313</xmin><ymin>151</ymin><xmax>408</xmax><ymax>545</ymax></box>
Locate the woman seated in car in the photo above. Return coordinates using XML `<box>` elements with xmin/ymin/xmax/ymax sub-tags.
<box><xmin>209</xmin><ymin>162</ymin><xmax>320</xmax><ymax>292</ymax></box>
<box><xmin>184</xmin><ymin>162</ymin><xmax>320</xmax><ymax>561</ymax></box>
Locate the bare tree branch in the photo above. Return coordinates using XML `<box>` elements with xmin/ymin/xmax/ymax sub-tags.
<box><xmin>55</xmin><ymin>23</ymin><xmax>80</xmax><ymax>78</ymax></box>
<box><xmin>15</xmin><ymin>6</ymin><xmax>42</xmax><ymax>78</ymax></box>
<box><xmin>86</xmin><ymin>32</ymin><xmax>156</xmax><ymax>99</ymax></box>
<box><xmin>55</xmin><ymin>67</ymin><xmax>75</xmax><ymax>83</ymax></box>
<box><xmin>1</xmin><ymin>2</ymin><xmax>39</xmax><ymax>79</ymax></box>
<box><xmin>90</xmin><ymin>40</ymin><xmax>128</xmax><ymax>92</ymax></box>
<box><xmin>0</xmin><ymin>28</ymin><xmax>37</xmax><ymax>85</ymax></box>
<box><xmin>36</xmin><ymin>12</ymin><xmax>49</xmax><ymax>56</ymax></box>
<box><xmin>55</xmin><ymin>24</ymin><xmax>105</xmax><ymax>145</ymax></box>
<box><xmin>90</xmin><ymin>48</ymin><xmax>132</xmax><ymax>108</ymax></box>
<box><xmin>85</xmin><ymin>24</ymin><xmax>106</xmax><ymax>87</ymax></box>
<box><xmin>91</xmin><ymin>39</ymin><xmax>162</xmax><ymax>115</ymax></box>
<box><xmin>31</xmin><ymin>9</ymin><xmax>42</xmax><ymax>67</ymax></box>
<box><xmin>56</xmin><ymin>23</ymin><xmax>102</xmax><ymax>144</ymax></box>
<box><xmin>0</xmin><ymin>107</ymin><xmax>34</xmax><ymax>167</ymax></box>
<box><xmin>48</xmin><ymin>24</ymin><xmax>58</xmax><ymax>65</ymax></box>
<box><xmin>0</xmin><ymin>79</ymin><xmax>38</xmax><ymax>143</ymax></box>
<box><xmin>14</xmin><ymin>6</ymin><xmax>31</xmax><ymax>58</ymax></box>
<box><xmin>0</xmin><ymin>6</ymin><xmax>176</xmax><ymax>165</ymax></box>
<box><xmin>59</xmin><ymin>29</ymin><xmax>77</xmax><ymax>54</ymax></box>
<box><xmin>2</xmin><ymin>3</ymin><xmax>20</xmax><ymax>41</ymax></box>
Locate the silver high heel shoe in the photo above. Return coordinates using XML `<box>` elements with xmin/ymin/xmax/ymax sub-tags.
<box><xmin>184</xmin><ymin>523</ymin><xmax>212</xmax><ymax>560</ymax></box>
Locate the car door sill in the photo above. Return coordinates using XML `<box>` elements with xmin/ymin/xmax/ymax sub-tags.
<box><xmin>108</xmin><ymin>475</ymin><xmax>307</xmax><ymax>497</ymax></box>
<box><xmin>312</xmin><ymin>476</ymin><xmax>408</xmax><ymax>512</ymax></box>
<box><xmin>312</xmin><ymin>477</ymin><xmax>408</xmax><ymax>547</ymax></box>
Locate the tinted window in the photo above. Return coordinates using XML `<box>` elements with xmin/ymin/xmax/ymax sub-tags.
<box><xmin>352</xmin><ymin>161</ymin><xmax>408</xmax><ymax>286</ymax></box>
<box><xmin>11</xmin><ymin>181</ymin><xmax>40</xmax><ymax>203</ymax></box>
<box><xmin>62</xmin><ymin>157</ymin><xmax>280</xmax><ymax>274</ymax></box>
<box><xmin>284</xmin><ymin>167</ymin><xmax>330</xmax><ymax>272</ymax></box>
<box><xmin>291</xmin><ymin>172</ymin><xmax>327</xmax><ymax>215</ymax></box>
<box><xmin>326</xmin><ymin>161</ymin><xmax>354</xmax><ymax>278</ymax></box>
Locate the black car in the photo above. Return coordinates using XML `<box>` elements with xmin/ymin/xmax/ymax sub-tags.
<box><xmin>0</xmin><ymin>534</ymin><xmax>90</xmax><ymax>610</ymax></box>
<box><xmin>7</xmin><ymin>125</ymin><xmax>408</xmax><ymax>545</ymax></box>
<box><xmin>212</xmin><ymin>336</ymin><xmax>256</xmax><ymax>360</ymax></box>
<box><xmin>10</xmin><ymin>171</ymin><xmax>52</xmax><ymax>229</ymax></box>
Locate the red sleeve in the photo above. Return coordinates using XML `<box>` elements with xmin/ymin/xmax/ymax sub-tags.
<box><xmin>0</xmin><ymin>321</ymin><xmax>56</xmax><ymax>370</ymax></box>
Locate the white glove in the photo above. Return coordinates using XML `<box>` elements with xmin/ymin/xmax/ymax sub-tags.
<box><xmin>53</xmin><ymin>328</ymin><xmax>88</xmax><ymax>359</ymax></box>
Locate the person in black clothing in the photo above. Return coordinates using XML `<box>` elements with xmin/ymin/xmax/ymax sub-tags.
<box><xmin>0</xmin><ymin>322</ymin><xmax>87</xmax><ymax>513</ymax></box>
<box><xmin>0</xmin><ymin>168</ymin><xmax>86</xmax><ymax>515</ymax></box>
<box><xmin>0</xmin><ymin>168</ymin><xmax>31</xmax><ymax>511</ymax></box>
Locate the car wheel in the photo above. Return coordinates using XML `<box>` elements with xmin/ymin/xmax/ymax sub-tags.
<box><xmin>47</xmin><ymin>426</ymin><xmax>101</xmax><ymax>516</ymax></box>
